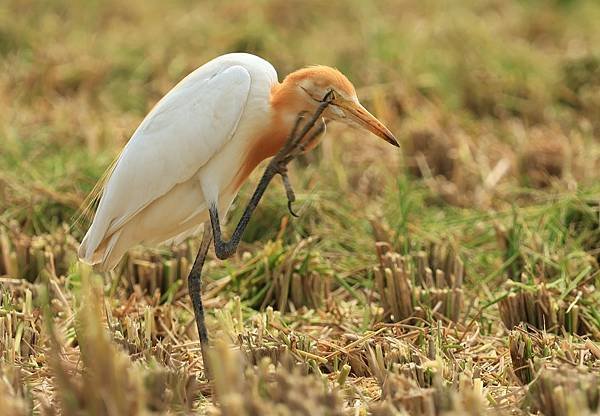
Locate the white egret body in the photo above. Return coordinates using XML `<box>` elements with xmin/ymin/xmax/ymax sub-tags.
<box><xmin>79</xmin><ymin>53</ymin><xmax>397</xmax><ymax>271</ymax></box>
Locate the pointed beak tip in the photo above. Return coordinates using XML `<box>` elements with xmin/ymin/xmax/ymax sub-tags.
<box><xmin>340</xmin><ymin>99</ymin><xmax>400</xmax><ymax>148</ymax></box>
<box><xmin>384</xmin><ymin>133</ymin><xmax>400</xmax><ymax>148</ymax></box>
<box><xmin>371</xmin><ymin>128</ymin><xmax>400</xmax><ymax>148</ymax></box>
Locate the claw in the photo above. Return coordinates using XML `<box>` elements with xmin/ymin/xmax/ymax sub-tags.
<box><xmin>288</xmin><ymin>200</ymin><xmax>299</xmax><ymax>218</ymax></box>
<box><xmin>280</xmin><ymin>171</ymin><xmax>299</xmax><ymax>218</ymax></box>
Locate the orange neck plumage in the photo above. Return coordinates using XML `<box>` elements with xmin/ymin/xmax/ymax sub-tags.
<box><xmin>229</xmin><ymin>82</ymin><xmax>298</xmax><ymax>192</ymax></box>
<box><xmin>229</xmin><ymin>65</ymin><xmax>354</xmax><ymax>193</ymax></box>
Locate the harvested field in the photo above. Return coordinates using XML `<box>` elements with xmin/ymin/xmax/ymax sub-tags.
<box><xmin>1</xmin><ymin>1</ymin><xmax>599</xmax><ymax>415</ymax></box>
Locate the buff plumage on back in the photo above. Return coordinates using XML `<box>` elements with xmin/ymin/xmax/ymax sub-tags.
<box><xmin>78</xmin><ymin>54</ymin><xmax>274</xmax><ymax>270</ymax></box>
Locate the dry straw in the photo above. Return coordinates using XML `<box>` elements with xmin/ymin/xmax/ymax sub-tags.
<box><xmin>373</xmin><ymin>241</ymin><xmax>464</xmax><ymax>323</ymax></box>
<box><xmin>499</xmin><ymin>276</ymin><xmax>599</xmax><ymax>338</ymax></box>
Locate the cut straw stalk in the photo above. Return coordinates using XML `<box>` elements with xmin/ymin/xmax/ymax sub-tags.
<box><xmin>508</xmin><ymin>328</ymin><xmax>536</xmax><ymax>385</ymax></box>
<box><xmin>374</xmin><ymin>242</ymin><xmax>464</xmax><ymax>323</ymax></box>
<box><xmin>229</xmin><ymin>238</ymin><xmax>332</xmax><ymax>312</ymax></box>
<box><xmin>1</xmin><ymin>288</ymin><xmax>39</xmax><ymax>364</ymax></box>
<box><xmin>0</xmin><ymin>224</ymin><xmax>78</xmax><ymax>281</ymax></box>
<box><xmin>529</xmin><ymin>365</ymin><xmax>600</xmax><ymax>416</ymax></box>
<box><xmin>125</xmin><ymin>248</ymin><xmax>190</xmax><ymax>299</ymax></box>
<box><xmin>498</xmin><ymin>280</ymin><xmax>593</xmax><ymax>336</ymax></box>
<box><xmin>0</xmin><ymin>223</ymin><xmax>192</xmax><ymax>303</ymax></box>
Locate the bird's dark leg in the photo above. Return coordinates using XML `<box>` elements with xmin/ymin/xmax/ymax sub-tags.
<box><xmin>277</xmin><ymin>119</ymin><xmax>328</xmax><ymax>217</ymax></box>
<box><xmin>187</xmin><ymin>221</ymin><xmax>213</xmax><ymax>377</ymax></box>
<box><xmin>209</xmin><ymin>91</ymin><xmax>334</xmax><ymax>260</ymax></box>
<box><xmin>188</xmin><ymin>92</ymin><xmax>334</xmax><ymax>379</ymax></box>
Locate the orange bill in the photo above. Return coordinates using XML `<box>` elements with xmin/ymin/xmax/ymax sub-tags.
<box><xmin>333</xmin><ymin>98</ymin><xmax>399</xmax><ymax>147</ymax></box>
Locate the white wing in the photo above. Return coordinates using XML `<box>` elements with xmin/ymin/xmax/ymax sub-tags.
<box><xmin>79</xmin><ymin>62</ymin><xmax>252</xmax><ymax>263</ymax></box>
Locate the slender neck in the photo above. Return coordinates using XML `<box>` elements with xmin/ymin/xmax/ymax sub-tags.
<box><xmin>227</xmin><ymin>83</ymin><xmax>299</xmax><ymax>193</ymax></box>
<box><xmin>270</xmin><ymin>81</ymin><xmax>305</xmax><ymax>126</ymax></box>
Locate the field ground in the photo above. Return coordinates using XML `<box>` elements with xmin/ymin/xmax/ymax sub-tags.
<box><xmin>1</xmin><ymin>0</ymin><xmax>600</xmax><ymax>414</ymax></box>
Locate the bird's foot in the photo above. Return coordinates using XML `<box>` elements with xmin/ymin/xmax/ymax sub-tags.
<box><xmin>270</xmin><ymin>91</ymin><xmax>333</xmax><ymax>217</ymax></box>
<box><xmin>280</xmin><ymin>170</ymin><xmax>299</xmax><ymax>217</ymax></box>
<box><xmin>271</xmin><ymin>161</ymin><xmax>298</xmax><ymax>217</ymax></box>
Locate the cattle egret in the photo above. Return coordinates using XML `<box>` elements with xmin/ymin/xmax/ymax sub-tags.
<box><xmin>78</xmin><ymin>52</ymin><xmax>398</xmax><ymax>374</ymax></box>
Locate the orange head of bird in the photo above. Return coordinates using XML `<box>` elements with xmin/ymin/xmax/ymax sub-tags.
<box><xmin>275</xmin><ymin>66</ymin><xmax>398</xmax><ymax>147</ymax></box>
